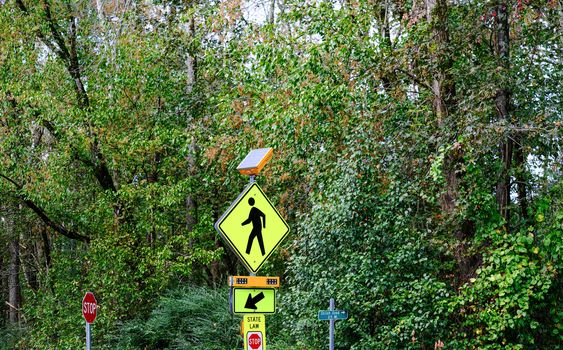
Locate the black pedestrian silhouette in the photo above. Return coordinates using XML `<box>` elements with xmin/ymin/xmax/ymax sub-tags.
<box><xmin>242</xmin><ymin>197</ymin><xmax>266</xmax><ymax>256</ymax></box>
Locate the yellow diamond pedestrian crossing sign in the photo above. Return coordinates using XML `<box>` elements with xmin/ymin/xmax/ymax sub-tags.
<box><xmin>215</xmin><ymin>182</ymin><xmax>290</xmax><ymax>274</ymax></box>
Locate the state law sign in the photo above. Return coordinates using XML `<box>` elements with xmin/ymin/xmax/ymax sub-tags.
<box><xmin>82</xmin><ymin>292</ymin><xmax>97</xmax><ymax>324</ymax></box>
<box><xmin>247</xmin><ymin>332</ymin><xmax>263</xmax><ymax>350</ymax></box>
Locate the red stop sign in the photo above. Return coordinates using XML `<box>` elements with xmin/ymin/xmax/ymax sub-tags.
<box><xmin>248</xmin><ymin>332</ymin><xmax>262</xmax><ymax>350</ymax></box>
<box><xmin>82</xmin><ymin>292</ymin><xmax>97</xmax><ymax>324</ymax></box>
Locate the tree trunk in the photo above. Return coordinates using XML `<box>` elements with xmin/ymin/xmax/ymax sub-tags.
<box><xmin>514</xmin><ymin>134</ymin><xmax>528</xmax><ymax>220</ymax></box>
<box><xmin>1</xmin><ymin>203</ymin><xmax>22</xmax><ymax>324</ymax></box>
<box><xmin>378</xmin><ymin>0</ymin><xmax>396</xmax><ymax>93</ymax></box>
<box><xmin>495</xmin><ymin>1</ymin><xmax>512</xmax><ymax>224</ymax></box>
<box><xmin>427</xmin><ymin>0</ymin><xmax>448</xmax><ymax>123</ymax></box>
<box><xmin>41</xmin><ymin>225</ymin><xmax>52</xmax><ymax>270</ymax></box>
<box><xmin>186</xmin><ymin>14</ymin><xmax>196</xmax><ymax>96</ymax></box>
<box><xmin>558</xmin><ymin>1</ymin><xmax>563</xmax><ymax>66</ymax></box>
<box><xmin>426</xmin><ymin>0</ymin><xmax>481</xmax><ymax>285</ymax></box>
<box><xmin>428</xmin><ymin>0</ymin><xmax>455</xmax><ymax>123</ymax></box>
<box><xmin>268</xmin><ymin>0</ymin><xmax>276</xmax><ymax>25</ymax></box>
<box><xmin>426</xmin><ymin>0</ymin><xmax>457</xmax><ymax>212</ymax></box>
<box><xmin>8</xmin><ymin>236</ymin><xmax>21</xmax><ymax>324</ymax></box>
<box><xmin>96</xmin><ymin>0</ymin><xmax>105</xmax><ymax>24</ymax></box>
<box><xmin>186</xmin><ymin>11</ymin><xmax>198</xmax><ymax>233</ymax></box>
<box><xmin>0</xmin><ymin>253</ymin><xmax>5</xmax><ymax>325</ymax></box>
<box><xmin>22</xmin><ymin>234</ymin><xmax>39</xmax><ymax>291</ymax></box>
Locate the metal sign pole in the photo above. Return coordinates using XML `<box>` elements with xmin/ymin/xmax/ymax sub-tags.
<box><xmin>249</xmin><ymin>175</ymin><xmax>256</xmax><ymax>278</ymax></box>
<box><xmin>329</xmin><ymin>298</ymin><xmax>335</xmax><ymax>350</ymax></box>
<box><xmin>86</xmin><ymin>322</ymin><xmax>91</xmax><ymax>350</ymax></box>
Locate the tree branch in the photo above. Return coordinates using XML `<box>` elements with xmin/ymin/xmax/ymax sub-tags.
<box><xmin>0</xmin><ymin>172</ymin><xmax>90</xmax><ymax>243</ymax></box>
<box><xmin>15</xmin><ymin>1</ymin><xmax>113</xmax><ymax>191</ymax></box>
<box><xmin>71</xmin><ymin>147</ymin><xmax>117</xmax><ymax>193</ymax></box>
<box><xmin>394</xmin><ymin>68</ymin><xmax>433</xmax><ymax>91</ymax></box>
<box><xmin>0</xmin><ymin>173</ymin><xmax>21</xmax><ymax>189</ymax></box>
<box><xmin>41</xmin><ymin>0</ymin><xmax>71</xmax><ymax>63</ymax></box>
<box><xmin>23</xmin><ymin>198</ymin><xmax>90</xmax><ymax>243</ymax></box>
<box><xmin>15</xmin><ymin>0</ymin><xmax>62</xmax><ymax>58</ymax></box>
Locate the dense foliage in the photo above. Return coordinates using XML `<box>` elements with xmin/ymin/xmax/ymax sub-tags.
<box><xmin>0</xmin><ymin>0</ymin><xmax>560</xmax><ymax>349</ymax></box>
<box><xmin>118</xmin><ymin>287</ymin><xmax>239</xmax><ymax>349</ymax></box>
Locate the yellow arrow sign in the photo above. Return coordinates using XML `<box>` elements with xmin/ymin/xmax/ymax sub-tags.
<box><xmin>215</xmin><ymin>183</ymin><xmax>290</xmax><ymax>273</ymax></box>
<box><xmin>232</xmin><ymin>288</ymin><xmax>276</xmax><ymax>314</ymax></box>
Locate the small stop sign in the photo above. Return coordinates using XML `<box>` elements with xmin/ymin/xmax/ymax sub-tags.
<box><xmin>82</xmin><ymin>292</ymin><xmax>97</xmax><ymax>324</ymax></box>
<box><xmin>247</xmin><ymin>332</ymin><xmax>262</xmax><ymax>350</ymax></box>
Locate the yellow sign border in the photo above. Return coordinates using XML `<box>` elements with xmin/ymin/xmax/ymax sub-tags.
<box><xmin>214</xmin><ymin>182</ymin><xmax>290</xmax><ymax>273</ymax></box>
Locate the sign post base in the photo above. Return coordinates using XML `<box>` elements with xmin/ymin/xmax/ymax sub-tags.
<box><xmin>86</xmin><ymin>322</ymin><xmax>91</xmax><ymax>350</ymax></box>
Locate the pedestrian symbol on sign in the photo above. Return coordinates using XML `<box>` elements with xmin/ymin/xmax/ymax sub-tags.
<box><xmin>214</xmin><ymin>182</ymin><xmax>290</xmax><ymax>274</ymax></box>
<box><xmin>242</xmin><ymin>197</ymin><xmax>266</xmax><ymax>256</ymax></box>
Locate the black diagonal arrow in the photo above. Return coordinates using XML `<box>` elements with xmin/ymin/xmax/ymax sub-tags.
<box><xmin>244</xmin><ymin>292</ymin><xmax>265</xmax><ymax>310</ymax></box>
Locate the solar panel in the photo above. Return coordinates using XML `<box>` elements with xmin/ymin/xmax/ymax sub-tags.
<box><xmin>237</xmin><ymin>148</ymin><xmax>273</xmax><ymax>175</ymax></box>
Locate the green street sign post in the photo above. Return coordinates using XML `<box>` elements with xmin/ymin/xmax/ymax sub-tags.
<box><xmin>319</xmin><ymin>298</ymin><xmax>348</xmax><ymax>350</ymax></box>
<box><xmin>318</xmin><ymin>310</ymin><xmax>348</xmax><ymax>321</ymax></box>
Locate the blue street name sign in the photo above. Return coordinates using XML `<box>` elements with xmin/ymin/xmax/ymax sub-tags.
<box><xmin>318</xmin><ymin>310</ymin><xmax>348</xmax><ymax>321</ymax></box>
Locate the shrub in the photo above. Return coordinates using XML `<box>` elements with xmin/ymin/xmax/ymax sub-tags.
<box><xmin>118</xmin><ymin>286</ymin><xmax>240</xmax><ymax>349</ymax></box>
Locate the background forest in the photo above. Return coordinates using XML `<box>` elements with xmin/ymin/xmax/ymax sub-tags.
<box><xmin>0</xmin><ymin>0</ymin><xmax>561</xmax><ymax>349</ymax></box>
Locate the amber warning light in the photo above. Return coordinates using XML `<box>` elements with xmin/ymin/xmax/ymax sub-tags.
<box><xmin>229</xmin><ymin>275</ymin><xmax>280</xmax><ymax>288</ymax></box>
